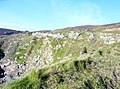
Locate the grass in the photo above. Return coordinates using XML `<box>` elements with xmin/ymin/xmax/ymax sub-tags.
<box><xmin>3</xmin><ymin>42</ymin><xmax>120</xmax><ymax>89</ymax></box>
<box><xmin>1</xmin><ymin>30</ymin><xmax>120</xmax><ymax>89</ymax></box>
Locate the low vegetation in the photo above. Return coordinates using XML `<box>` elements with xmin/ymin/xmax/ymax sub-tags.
<box><xmin>0</xmin><ymin>27</ymin><xmax>120</xmax><ymax>89</ymax></box>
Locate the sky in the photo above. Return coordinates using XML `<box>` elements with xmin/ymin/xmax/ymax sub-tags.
<box><xmin>0</xmin><ymin>0</ymin><xmax>120</xmax><ymax>31</ymax></box>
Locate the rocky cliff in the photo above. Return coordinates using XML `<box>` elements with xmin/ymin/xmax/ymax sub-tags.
<box><xmin>0</xmin><ymin>24</ymin><xmax>120</xmax><ymax>89</ymax></box>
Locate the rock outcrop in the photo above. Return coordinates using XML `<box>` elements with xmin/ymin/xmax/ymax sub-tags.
<box><xmin>0</xmin><ymin>23</ymin><xmax>120</xmax><ymax>88</ymax></box>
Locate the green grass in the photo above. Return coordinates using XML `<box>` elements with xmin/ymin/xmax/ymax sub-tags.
<box><xmin>3</xmin><ymin>42</ymin><xmax>120</xmax><ymax>89</ymax></box>
<box><xmin>1</xmin><ymin>30</ymin><xmax>120</xmax><ymax>89</ymax></box>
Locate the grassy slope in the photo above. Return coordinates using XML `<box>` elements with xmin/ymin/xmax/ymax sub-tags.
<box><xmin>1</xmin><ymin>30</ymin><xmax>120</xmax><ymax>89</ymax></box>
<box><xmin>3</xmin><ymin>43</ymin><xmax>120</xmax><ymax>89</ymax></box>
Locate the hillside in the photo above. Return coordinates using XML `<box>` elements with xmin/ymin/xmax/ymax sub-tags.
<box><xmin>0</xmin><ymin>23</ymin><xmax>120</xmax><ymax>89</ymax></box>
<box><xmin>0</xmin><ymin>28</ymin><xmax>23</xmax><ymax>36</ymax></box>
<box><xmin>59</xmin><ymin>22</ymin><xmax>120</xmax><ymax>31</ymax></box>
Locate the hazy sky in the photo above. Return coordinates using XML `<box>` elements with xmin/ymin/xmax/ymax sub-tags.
<box><xmin>0</xmin><ymin>0</ymin><xmax>120</xmax><ymax>31</ymax></box>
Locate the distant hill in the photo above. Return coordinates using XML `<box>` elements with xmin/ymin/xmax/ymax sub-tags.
<box><xmin>33</xmin><ymin>30</ymin><xmax>51</xmax><ymax>33</ymax></box>
<box><xmin>0</xmin><ymin>28</ymin><xmax>23</xmax><ymax>35</ymax></box>
<box><xmin>62</xmin><ymin>22</ymin><xmax>120</xmax><ymax>31</ymax></box>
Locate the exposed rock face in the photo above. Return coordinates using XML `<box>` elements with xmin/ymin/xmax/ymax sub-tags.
<box><xmin>0</xmin><ymin>66</ymin><xmax>5</xmax><ymax>78</ymax></box>
<box><xmin>0</xmin><ymin>58</ymin><xmax>31</xmax><ymax>83</ymax></box>
<box><xmin>0</xmin><ymin>33</ymin><xmax>56</xmax><ymax>84</ymax></box>
<box><xmin>0</xmin><ymin>41</ymin><xmax>5</xmax><ymax>60</ymax></box>
<box><xmin>0</xmin><ymin>24</ymin><xmax>120</xmax><ymax>88</ymax></box>
<box><xmin>0</xmin><ymin>49</ymin><xmax>5</xmax><ymax>60</ymax></box>
<box><xmin>0</xmin><ymin>31</ymin><xmax>119</xmax><ymax>84</ymax></box>
<box><xmin>99</xmin><ymin>33</ymin><xmax>120</xmax><ymax>44</ymax></box>
<box><xmin>68</xmin><ymin>31</ymin><xmax>79</xmax><ymax>39</ymax></box>
<box><xmin>32</xmin><ymin>32</ymin><xmax>64</xmax><ymax>38</ymax></box>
